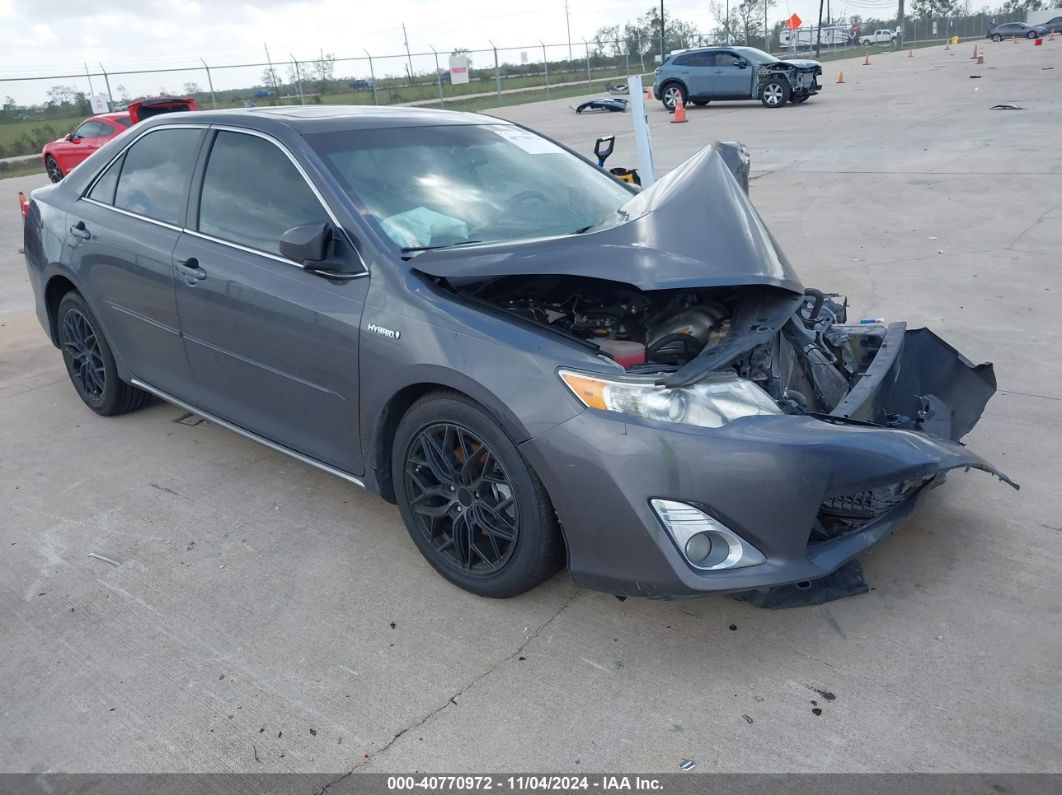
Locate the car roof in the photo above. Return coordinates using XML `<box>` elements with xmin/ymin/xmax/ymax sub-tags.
<box><xmin>142</xmin><ymin>105</ymin><xmax>511</xmax><ymax>135</ymax></box>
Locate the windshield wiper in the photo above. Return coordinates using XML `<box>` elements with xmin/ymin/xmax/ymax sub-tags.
<box><xmin>401</xmin><ymin>240</ymin><xmax>483</xmax><ymax>252</ymax></box>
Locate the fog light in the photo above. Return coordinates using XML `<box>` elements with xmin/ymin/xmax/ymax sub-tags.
<box><xmin>685</xmin><ymin>533</ymin><xmax>712</xmax><ymax>563</ymax></box>
<box><xmin>651</xmin><ymin>499</ymin><xmax>766</xmax><ymax>571</ymax></box>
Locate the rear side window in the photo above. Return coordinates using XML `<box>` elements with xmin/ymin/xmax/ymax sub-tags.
<box><xmin>114</xmin><ymin>128</ymin><xmax>202</xmax><ymax>225</ymax></box>
<box><xmin>681</xmin><ymin>52</ymin><xmax>716</xmax><ymax>67</ymax></box>
<box><xmin>114</xmin><ymin>117</ymin><xmax>132</xmax><ymax>128</ymax></box>
<box><xmin>197</xmin><ymin>131</ymin><xmax>328</xmax><ymax>256</ymax></box>
<box><xmin>88</xmin><ymin>153</ymin><xmax>124</xmax><ymax>205</ymax></box>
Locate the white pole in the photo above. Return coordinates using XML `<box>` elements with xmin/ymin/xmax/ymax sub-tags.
<box><xmin>626</xmin><ymin>74</ymin><xmax>655</xmax><ymax>188</ymax></box>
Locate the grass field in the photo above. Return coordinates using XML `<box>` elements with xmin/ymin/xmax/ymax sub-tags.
<box><xmin>0</xmin><ymin>158</ymin><xmax>44</xmax><ymax>180</ymax></box>
<box><xmin>0</xmin><ymin>115</ymin><xmax>81</xmax><ymax>159</ymax></box>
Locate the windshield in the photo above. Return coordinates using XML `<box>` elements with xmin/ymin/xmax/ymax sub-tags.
<box><xmin>305</xmin><ymin>124</ymin><xmax>634</xmax><ymax>251</ymax></box>
<box><xmin>733</xmin><ymin>47</ymin><xmax>780</xmax><ymax>65</ymax></box>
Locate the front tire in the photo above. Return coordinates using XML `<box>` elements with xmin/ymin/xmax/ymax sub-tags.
<box><xmin>1027</xmin><ymin>30</ymin><xmax>1037</xmax><ymax>39</ymax></box>
<box><xmin>57</xmin><ymin>292</ymin><xmax>151</xmax><ymax>416</ymax></box>
<box><xmin>45</xmin><ymin>155</ymin><xmax>63</xmax><ymax>183</ymax></box>
<box><xmin>992</xmin><ymin>34</ymin><xmax>1002</xmax><ymax>42</ymax></box>
<box><xmin>392</xmin><ymin>392</ymin><xmax>565</xmax><ymax>598</ymax></box>
<box><xmin>660</xmin><ymin>82</ymin><xmax>686</xmax><ymax>110</ymax></box>
<box><xmin>760</xmin><ymin>79</ymin><xmax>790</xmax><ymax>108</ymax></box>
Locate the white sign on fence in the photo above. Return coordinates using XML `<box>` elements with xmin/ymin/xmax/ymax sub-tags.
<box><xmin>90</xmin><ymin>94</ymin><xmax>109</xmax><ymax>113</ymax></box>
<box><xmin>449</xmin><ymin>54</ymin><xmax>471</xmax><ymax>85</ymax></box>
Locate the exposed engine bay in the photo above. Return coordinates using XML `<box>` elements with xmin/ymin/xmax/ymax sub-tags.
<box><xmin>454</xmin><ymin>274</ymin><xmax>881</xmax><ymax>417</ymax></box>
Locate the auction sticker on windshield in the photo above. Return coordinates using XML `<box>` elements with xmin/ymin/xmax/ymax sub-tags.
<box><xmin>490</xmin><ymin>125</ymin><xmax>565</xmax><ymax>154</ymax></box>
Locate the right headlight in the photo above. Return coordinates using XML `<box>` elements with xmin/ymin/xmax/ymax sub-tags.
<box><xmin>558</xmin><ymin>369</ymin><xmax>781</xmax><ymax>429</ymax></box>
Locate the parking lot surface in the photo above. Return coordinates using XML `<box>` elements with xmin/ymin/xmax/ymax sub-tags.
<box><xmin>2</xmin><ymin>42</ymin><xmax>1060</xmax><ymax>774</ymax></box>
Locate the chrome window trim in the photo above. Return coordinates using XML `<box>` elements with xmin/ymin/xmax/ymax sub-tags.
<box><xmin>78</xmin><ymin>121</ymin><xmax>368</xmax><ymax>277</ymax></box>
<box><xmin>82</xmin><ymin>197</ymin><xmax>183</xmax><ymax>232</ymax></box>
<box><xmin>131</xmin><ymin>378</ymin><xmax>366</xmax><ymax>488</ymax></box>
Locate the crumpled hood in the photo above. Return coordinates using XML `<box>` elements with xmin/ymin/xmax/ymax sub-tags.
<box><xmin>778</xmin><ymin>59</ymin><xmax>821</xmax><ymax>70</ymax></box>
<box><xmin>411</xmin><ymin>145</ymin><xmax>805</xmax><ymax>294</ymax></box>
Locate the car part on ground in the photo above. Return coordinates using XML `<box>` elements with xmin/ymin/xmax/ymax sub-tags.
<box><xmin>573</xmin><ymin>98</ymin><xmax>629</xmax><ymax>113</ymax></box>
<box><xmin>23</xmin><ymin>107</ymin><xmax>1016</xmax><ymax>602</ymax></box>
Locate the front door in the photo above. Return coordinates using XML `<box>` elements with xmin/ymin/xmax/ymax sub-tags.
<box><xmin>711</xmin><ymin>51</ymin><xmax>753</xmax><ymax>97</ymax></box>
<box><xmin>172</xmin><ymin>129</ymin><xmax>368</xmax><ymax>475</ymax></box>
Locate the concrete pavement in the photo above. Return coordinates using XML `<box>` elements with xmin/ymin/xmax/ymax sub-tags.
<box><xmin>1</xmin><ymin>41</ymin><xmax>1060</xmax><ymax>775</ymax></box>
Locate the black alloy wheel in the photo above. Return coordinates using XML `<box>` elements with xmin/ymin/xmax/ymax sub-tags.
<box><xmin>392</xmin><ymin>392</ymin><xmax>564</xmax><ymax>597</ymax></box>
<box><xmin>61</xmin><ymin>307</ymin><xmax>106</xmax><ymax>401</ymax></box>
<box><xmin>56</xmin><ymin>292</ymin><xmax>151</xmax><ymax>416</ymax></box>
<box><xmin>45</xmin><ymin>155</ymin><xmax>63</xmax><ymax>183</ymax></box>
<box><xmin>404</xmin><ymin>422</ymin><xmax>519</xmax><ymax>575</ymax></box>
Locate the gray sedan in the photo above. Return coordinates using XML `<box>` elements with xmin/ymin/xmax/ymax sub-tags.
<box><xmin>22</xmin><ymin>107</ymin><xmax>1013</xmax><ymax>600</ymax></box>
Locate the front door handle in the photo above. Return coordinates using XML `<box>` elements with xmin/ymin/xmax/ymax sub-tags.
<box><xmin>176</xmin><ymin>257</ymin><xmax>207</xmax><ymax>284</ymax></box>
<box><xmin>69</xmin><ymin>221</ymin><xmax>91</xmax><ymax>240</ymax></box>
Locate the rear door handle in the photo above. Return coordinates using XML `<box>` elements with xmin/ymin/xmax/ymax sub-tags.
<box><xmin>69</xmin><ymin>221</ymin><xmax>91</xmax><ymax>240</ymax></box>
<box><xmin>176</xmin><ymin>257</ymin><xmax>207</xmax><ymax>284</ymax></box>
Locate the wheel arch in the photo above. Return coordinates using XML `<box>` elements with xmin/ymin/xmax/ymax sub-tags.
<box><xmin>368</xmin><ymin>369</ymin><xmax>535</xmax><ymax>503</ymax></box>
<box><xmin>659</xmin><ymin>79</ymin><xmax>689</xmax><ymax>102</ymax></box>
<box><xmin>43</xmin><ymin>272</ymin><xmax>81</xmax><ymax>345</ymax></box>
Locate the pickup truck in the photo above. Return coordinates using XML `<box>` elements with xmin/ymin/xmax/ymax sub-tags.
<box><xmin>859</xmin><ymin>29</ymin><xmax>896</xmax><ymax>45</ymax></box>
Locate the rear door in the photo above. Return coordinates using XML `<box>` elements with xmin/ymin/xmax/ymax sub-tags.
<box><xmin>712</xmin><ymin>51</ymin><xmax>754</xmax><ymax>97</ymax></box>
<box><xmin>171</xmin><ymin>128</ymin><xmax>369</xmax><ymax>474</ymax></box>
<box><xmin>68</xmin><ymin>125</ymin><xmax>204</xmax><ymax>393</ymax></box>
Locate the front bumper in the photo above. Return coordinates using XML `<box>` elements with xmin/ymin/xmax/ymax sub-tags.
<box><xmin>520</xmin><ymin>328</ymin><xmax>1013</xmax><ymax>599</ymax></box>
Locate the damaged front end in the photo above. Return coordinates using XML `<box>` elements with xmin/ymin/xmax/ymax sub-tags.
<box><xmin>411</xmin><ymin>143</ymin><xmax>1015</xmax><ymax>601</ymax></box>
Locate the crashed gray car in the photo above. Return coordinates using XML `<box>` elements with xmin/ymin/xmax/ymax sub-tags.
<box><xmin>23</xmin><ymin>106</ymin><xmax>1013</xmax><ymax>600</ymax></box>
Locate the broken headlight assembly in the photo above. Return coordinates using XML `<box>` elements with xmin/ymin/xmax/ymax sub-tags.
<box><xmin>558</xmin><ymin>369</ymin><xmax>781</xmax><ymax>428</ymax></box>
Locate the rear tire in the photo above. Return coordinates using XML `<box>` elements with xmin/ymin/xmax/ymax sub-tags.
<box><xmin>660</xmin><ymin>83</ymin><xmax>687</xmax><ymax>110</ymax></box>
<box><xmin>392</xmin><ymin>391</ymin><xmax>565</xmax><ymax>598</ymax></box>
<box><xmin>992</xmin><ymin>34</ymin><xmax>1002</xmax><ymax>42</ymax></box>
<box><xmin>56</xmin><ymin>292</ymin><xmax>151</xmax><ymax>416</ymax></box>
<box><xmin>45</xmin><ymin>155</ymin><xmax>63</xmax><ymax>183</ymax></box>
<box><xmin>1027</xmin><ymin>30</ymin><xmax>1037</xmax><ymax>39</ymax></box>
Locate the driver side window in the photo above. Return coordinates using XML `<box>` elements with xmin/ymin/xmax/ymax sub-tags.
<box><xmin>715</xmin><ymin>52</ymin><xmax>744</xmax><ymax>67</ymax></box>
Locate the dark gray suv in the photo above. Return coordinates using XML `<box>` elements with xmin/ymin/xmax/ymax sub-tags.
<box><xmin>23</xmin><ymin>107</ymin><xmax>1013</xmax><ymax>600</ymax></box>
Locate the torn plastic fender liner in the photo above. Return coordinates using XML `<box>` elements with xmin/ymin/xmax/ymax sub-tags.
<box><xmin>830</xmin><ymin>323</ymin><xmax>998</xmax><ymax>443</ymax></box>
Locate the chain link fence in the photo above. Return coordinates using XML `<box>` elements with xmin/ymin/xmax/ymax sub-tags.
<box><xmin>0</xmin><ymin>10</ymin><xmax>1035</xmax><ymax>160</ymax></box>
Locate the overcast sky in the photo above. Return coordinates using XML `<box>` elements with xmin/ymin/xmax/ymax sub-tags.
<box><xmin>0</xmin><ymin>0</ymin><xmax>900</xmax><ymax>78</ymax></box>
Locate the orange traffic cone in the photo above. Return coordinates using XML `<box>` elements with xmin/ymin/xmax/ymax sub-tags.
<box><xmin>907</xmin><ymin>48</ymin><xmax>914</xmax><ymax>58</ymax></box>
<box><xmin>862</xmin><ymin>50</ymin><xmax>871</xmax><ymax>65</ymax></box>
<box><xmin>646</xmin><ymin>85</ymin><xmax>654</xmax><ymax>100</ymax></box>
<box><xmin>1051</xmin><ymin>31</ymin><xmax>1056</xmax><ymax>41</ymax></box>
<box><xmin>836</xmin><ymin>70</ymin><xmax>845</xmax><ymax>84</ymax></box>
<box><xmin>971</xmin><ymin>44</ymin><xmax>978</xmax><ymax>58</ymax></box>
<box><xmin>1012</xmin><ymin>35</ymin><xmax>1017</xmax><ymax>44</ymax></box>
<box><xmin>671</xmin><ymin>96</ymin><xmax>687</xmax><ymax>123</ymax></box>
<box><xmin>977</xmin><ymin>51</ymin><xmax>984</xmax><ymax>64</ymax></box>
<box><xmin>18</xmin><ymin>191</ymin><xmax>29</xmax><ymax>218</ymax></box>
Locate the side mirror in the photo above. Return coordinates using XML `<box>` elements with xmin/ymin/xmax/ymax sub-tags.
<box><xmin>65</xmin><ymin>133</ymin><xmax>76</xmax><ymax>142</ymax></box>
<box><xmin>279</xmin><ymin>222</ymin><xmax>331</xmax><ymax>263</ymax></box>
<box><xmin>735</xmin><ymin>60</ymin><xmax>748</xmax><ymax>68</ymax></box>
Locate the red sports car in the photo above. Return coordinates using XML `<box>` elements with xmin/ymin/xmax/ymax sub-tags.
<box><xmin>42</xmin><ymin>96</ymin><xmax>197</xmax><ymax>182</ymax></box>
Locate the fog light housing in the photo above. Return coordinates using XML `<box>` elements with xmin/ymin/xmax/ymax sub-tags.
<box><xmin>651</xmin><ymin>499</ymin><xmax>766</xmax><ymax>571</ymax></box>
